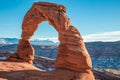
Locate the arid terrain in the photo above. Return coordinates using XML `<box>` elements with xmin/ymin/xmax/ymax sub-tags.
<box><xmin>0</xmin><ymin>52</ymin><xmax>120</xmax><ymax>80</ymax></box>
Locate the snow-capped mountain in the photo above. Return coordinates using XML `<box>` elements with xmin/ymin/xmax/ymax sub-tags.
<box><xmin>0</xmin><ymin>38</ymin><xmax>59</xmax><ymax>46</ymax></box>
<box><xmin>0</xmin><ymin>39</ymin><xmax>6</xmax><ymax>47</ymax></box>
<box><xmin>0</xmin><ymin>38</ymin><xmax>19</xmax><ymax>45</ymax></box>
<box><xmin>30</xmin><ymin>39</ymin><xmax>59</xmax><ymax>46</ymax></box>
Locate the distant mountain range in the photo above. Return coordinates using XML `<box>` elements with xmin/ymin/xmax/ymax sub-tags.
<box><xmin>0</xmin><ymin>38</ymin><xmax>120</xmax><ymax>69</ymax></box>
<box><xmin>0</xmin><ymin>38</ymin><xmax>59</xmax><ymax>46</ymax></box>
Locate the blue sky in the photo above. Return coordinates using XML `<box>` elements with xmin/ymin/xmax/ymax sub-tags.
<box><xmin>0</xmin><ymin>0</ymin><xmax>120</xmax><ymax>42</ymax></box>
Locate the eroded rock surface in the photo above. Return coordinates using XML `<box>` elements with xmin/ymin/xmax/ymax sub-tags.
<box><xmin>0</xmin><ymin>61</ymin><xmax>94</xmax><ymax>80</ymax></box>
<box><xmin>0</xmin><ymin>53</ymin><xmax>119</xmax><ymax>80</ymax></box>
<box><xmin>7</xmin><ymin>2</ymin><xmax>94</xmax><ymax>80</ymax></box>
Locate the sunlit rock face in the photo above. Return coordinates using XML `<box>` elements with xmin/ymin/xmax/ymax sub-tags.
<box><xmin>7</xmin><ymin>2</ymin><xmax>94</xmax><ymax>80</ymax></box>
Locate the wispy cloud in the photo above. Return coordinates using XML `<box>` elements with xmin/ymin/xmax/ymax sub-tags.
<box><xmin>31</xmin><ymin>31</ymin><xmax>120</xmax><ymax>42</ymax></box>
<box><xmin>83</xmin><ymin>31</ymin><xmax>120</xmax><ymax>42</ymax></box>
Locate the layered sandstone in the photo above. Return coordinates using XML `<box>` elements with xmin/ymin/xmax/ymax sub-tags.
<box><xmin>7</xmin><ymin>2</ymin><xmax>94</xmax><ymax>80</ymax></box>
<box><xmin>0</xmin><ymin>61</ymin><xmax>94</xmax><ymax>80</ymax></box>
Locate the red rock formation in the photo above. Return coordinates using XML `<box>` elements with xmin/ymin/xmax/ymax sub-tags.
<box><xmin>0</xmin><ymin>61</ymin><xmax>95</xmax><ymax>80</ymax></box>
<box><xmin>7</xmin><ymin>2</ymin><xmax>94</xmax><ymax>80</ymax></box>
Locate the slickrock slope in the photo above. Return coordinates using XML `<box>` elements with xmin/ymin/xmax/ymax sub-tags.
<box><xmin>0</xmin><ymin>61</ymin><xmax>43</xmax><ymax>80</ymax></box>
<box><xmin>0</xmin><ymin>59</ymin><xmax>119</xmax><ymax>80</ymax></box>
<box><xmin>0</xmin><ymin>53</ymin><xmax>120</xmax><ymax>80</ymax></box>
<box><xmin>0</xmin><ymin>61</ymin><xmax>94</xmax><ymax>80</ymax></box>
<box><xmin>6</xmin><ymin>2</ymin><xmax>94</xmax><ymax>80</ymax></box>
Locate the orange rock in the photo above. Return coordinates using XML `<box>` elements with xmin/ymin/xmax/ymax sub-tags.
<box><xmin>0</xmin><ymin>61</ymin><xmax>94</xmax><ymax>80</ymax></box>
<box><xmin>7</xmin><ymin>2</ymin><xmax>95</xmax><ymax>79</ymax></box>
<box><xmin>17</xmin><ymin>39</ymin><xmax>34</xmax><ymax>61</ymax></box>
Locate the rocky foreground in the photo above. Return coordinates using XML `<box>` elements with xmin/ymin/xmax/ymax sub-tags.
<box><xmin>0</xmin><ymin>61</ymin><xmax>120</xmax><ymax>80</ymax></box>
<box><xmin>0</xmin><ymin>61</ymin><xmax>95</xmax><ymax>80</ymax></box>
<box><xmin>0</xmin><ymin>53</ymin><xmax>120</xmax><ymax>80</ymax></box>
<box><xmin>0</xmin><ymin>61</ymin><xmax>81</xmax><ymax>80</ymax></box>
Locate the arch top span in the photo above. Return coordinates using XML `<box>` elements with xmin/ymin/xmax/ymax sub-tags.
<box><xmin>7</xmin><ymin>2</ymin><xmax>94</xmax><ymax>79</ymax></box>
<box><xmin>21</xmin><ymin>2</ymin><xmax>72</xmax><ymax>40</ymax></box>
<box><xmin>34</xmin><ymin>2</ymin><xmax>66</xmax><ymax>12</ymax></box>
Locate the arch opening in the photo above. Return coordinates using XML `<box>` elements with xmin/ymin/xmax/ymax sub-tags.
<box><xmin>31</xmin><ymin>21</ymin><xmax>59</xmax><ymax>59</ymax></box>
<box><xmin>31</xmin><ymin>21</ymin><xmax>58</xmax><ymax>42</ymax></box>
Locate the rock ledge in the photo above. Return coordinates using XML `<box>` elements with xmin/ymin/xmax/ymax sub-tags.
<box><xmin>0</xmin><ymin>61</ymin><xmax>94</xmax><ymax>80</ymax></box>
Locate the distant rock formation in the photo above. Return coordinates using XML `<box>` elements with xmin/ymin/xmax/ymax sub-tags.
<box><xmin>7</xmin><ymin>2</ymin><xmax>94</xmax><ymax>80</ymax></box>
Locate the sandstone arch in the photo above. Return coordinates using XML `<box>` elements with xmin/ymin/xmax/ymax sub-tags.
<box><xmin>8</xmin><ymin>2</ymin><xmax>93</xmax><ymax>76</ymax></box>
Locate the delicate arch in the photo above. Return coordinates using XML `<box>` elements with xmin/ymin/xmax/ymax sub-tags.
<box><xmin>8</xmin><ymin>2</ymin><xmax>92</xmax><ymax>72</ymax></box>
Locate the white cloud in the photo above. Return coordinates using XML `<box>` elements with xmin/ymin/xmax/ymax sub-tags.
<box><xmin>31</xmin><ymin>31</ymin><xmax>120</xmax><ymax>42</ymax></box>
<box><xmin>83</xmin><ymin>31</ymin><xmax>120</xmax><ymax>42</ymax></box>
